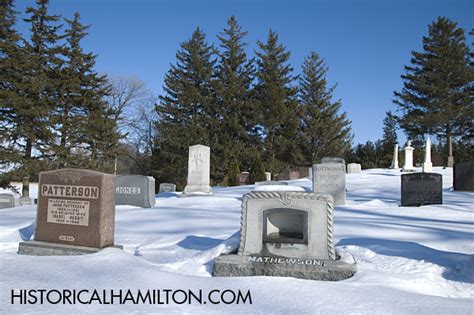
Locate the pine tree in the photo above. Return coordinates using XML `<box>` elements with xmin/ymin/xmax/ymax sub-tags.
<box><xmin>54</xmin><ymin>12</ymin><xmax>121</xmax><ymax>172</ymax></box>
<box><xmin>254</xmin><ymin>30</ymin><xmax>301</xmax><ymax>177</ymax></box>
<box><xmin>379</xmin><ymin>111</ymin><xmax>398</xmax><ymax>167</ymax></box>
<box><xmin>249</xmin><ymin>152</ymin><xmax>266</xmax><ymax>183</ymax></box>
<box><xmin>1</xmin><ymin>0</ymin><xmax>61</xmax><ymax>181</ymax></box>
<box><xmin>226</xmin><ymin>159</ymin><xmax>240</xmax><ymax>186</ymax></box>
<box><xmin>298</xmin><ymin>52</ymin><xmax>352</xmax><ymax>165</ymax></box>
<box><xmin>394</xmin><ymin>17</ymin><xmax>474</xmax><ymax>162</ymax></box>
<box><xmin>0</xmin><ymin>0</ymin><xmax>24</xmax><ymax>184</ymax></box>
<box><xmin>155</xmin><ymin>28</ymin><xmax>216</xmax><ymax>186</ymax></box>
<box><xmin>215</xmin><ymin>16</ymin><xmax>256</xmax><ymax>180</ymax></box>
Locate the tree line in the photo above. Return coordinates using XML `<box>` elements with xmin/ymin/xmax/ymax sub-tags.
<box><xmin>1</xmin><ymin>0</ymin><xmax>122</xmax><ymax>187</ymax></box>
<box><xmin>153</xmin><ymin>17</ymin><xmax>352</xmax><ymax>187</ymax></box>
<box><xmin>1</xmin><ymin>1</ymin><xmax>472</xmax><ymax>190</ymax></box>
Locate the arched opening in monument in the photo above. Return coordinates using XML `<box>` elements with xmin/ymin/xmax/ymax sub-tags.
<box><xmin>263</xmin><ymin>208</ymin><xmax>308</xmax><ymax>244</ymax></box>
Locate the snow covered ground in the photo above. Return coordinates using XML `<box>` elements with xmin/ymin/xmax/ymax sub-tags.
<box><xmin>0</xmin><ymin>167</ymin><xmax>472</xmax><ymax>313</ymax></box>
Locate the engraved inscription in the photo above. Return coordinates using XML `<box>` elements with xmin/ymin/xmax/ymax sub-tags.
<box><xmin>59</xmin><ymin>235</ymin><xmax>75</xmax><ymax>242</ymax></box>
<box><xmin>248</xmin><ymin>256</ymin><xmax>324</xmax><ymax>266</ymax></box>
<box><xmin>47</xmin><ymin>199</ymin><xmax>90</xmax><ymax>226</ymax></box>
<box><xmin>41</xmin><ymin>184</ymin><xmax>99</xmax><ymax>199</ymax></box>
<box><xmin>116</xmin><ymin>187</ymin><xmax>141</xmax><ymax>194</ymax></box>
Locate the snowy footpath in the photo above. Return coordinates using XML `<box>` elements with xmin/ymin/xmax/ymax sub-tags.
<box><xmin>0</xmin><ymin>167</ymin><xmax>473</xmax><ymax>314</ymax></box>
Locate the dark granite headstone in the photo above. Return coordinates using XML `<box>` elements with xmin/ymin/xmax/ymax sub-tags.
<box><xmin>237</xmin><ymin>172</ymin><xmax>250</xmax><ymax>186</ymax></box>
<box><xmin>401</xmin><ymin>173</ymin><xmax>442</xmax><ymax>206</ymax></box>
<box><xmin>23</xmin><ymin>168</ymin><xmax>116</xmax><ymax>249</ymax></box>
<box><xmin>453</xmin><ymin>162</ymin><xmax>474</xmax><ymax>192</ymax></box>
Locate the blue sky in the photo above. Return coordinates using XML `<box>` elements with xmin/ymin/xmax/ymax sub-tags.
<box><xmin>13</xmin><ymin>0</ymin><xmax>473</xmax><ymax>145</ymax></box>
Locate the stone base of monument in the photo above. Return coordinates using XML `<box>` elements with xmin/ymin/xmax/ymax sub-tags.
<box><xmin>179</xmin><ymin>192</ymin><xmax>213</xmax><ymax>198</ymax></box>
<box><xmin>18</xmin><ymin>241</ymin><xmax>123</xmax><ymax>256</ymax></box>
<box><xmin>212</xmin><ymin>251</ymin><xmax>357</xmax><ymax>281</ymax></box>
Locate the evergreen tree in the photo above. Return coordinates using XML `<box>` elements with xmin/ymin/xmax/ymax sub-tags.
<box><xmin>349</xmin><ymin>141</ymin><xmax>381</xmax><ymax>169</ymax></box>
<box><xmin>254</xmin><ymin>30</ymin><xmax>301</xmax><ymax>176</ymax></box>
<box><xmin>0</xmin><ymin>0</ymin><xmax>24</xmax><ymax>185</ymax></box>
<box><xmin>394</xmin><ymin>17</ymin><xmax>474</xmax><ymax>162</ymax></box>
<box><xmin>57</xmin><ymin>12</ymin><xmax>121</xmax><ymax>172</ymax></box>
<box><xmin>226</xmin><ymin>159</ymin><xmax>240</xmax><ymax>186</ymax></box>
<box><xmin>379</xmin><ymin>111</ymin><xmax>398</xmax><ymax>167</ymax></box>
<box><xmin>215</xmin><ymin>16</ymin><xmax>256</xmax><ymax>180</ymax></box>
<box><xmin>298</xmin><ymin>52</ymin><xmax>352</xmax><ymax>165</ymax></box>
<box><xmin>155</xmin><ymin>28</ymin><xmax>216</xmax><ymax>186</ymax></box>
<box><xmin>249</xmin><ymin>152</ymin><xmax>266</xmax><ymax>183</ymax></box>
<box><xmin>1</xmin><ymin>0</ymin><xmax>61</xmax><ymax>182</ymax></box>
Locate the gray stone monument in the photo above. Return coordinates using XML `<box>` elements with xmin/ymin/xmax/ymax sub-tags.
<box><xmin>159</xmin><ymin>183</ymin><xmax>176</xmax><ymax>193</ymax></box>
<box><xmin>213</xmin><ymin>191</ymin><xmax>356</xmax><ymax>281</ymax></box>
<box><xmin>401</xmin><ymin>173</ymin><xmax>442</xmax><ymax>206</ymax></box>
<box><xmin>390</xmin><ymin>144</ymin><xmax>399</xmax><ymax>169</ymax></box>
<box><xmin>312</xmin><ymin>163</ymin><xmax>346</xmax><ymax>205</ymax></box>
<box><xmin>453</xmin><ymin>162</ymin><xmax>474</xmax><ymax>192</ymax></box>
<box><xmin>183</xmin><ymin>144</ymin><xmax>212</xmax><ymax>196</ymax></box>
<box><xmin>18</xmin><ymin>168</ymin><xmax>119</xmax><ymax>256</ymax></box>
<box><xmin>265</xmin><ymin>172</ymin><xmax>271</xmax><ymax>181</ymax></box>
<box><xmin>116</xmin><ymin>175</ymin><xmax>156</xmax><ymax>208</ymax></box>
<box><xmin>0</xmin><ymin>193</ymin><xmax>20</xmax><ymax>209</ymax></box>
<box><xmin>347</xmin><ymin>163</ymin><xmax>362</xmax><ymax>174</ymax></box>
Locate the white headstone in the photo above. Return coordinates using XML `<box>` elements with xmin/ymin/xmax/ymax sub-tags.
<box><xmin>183</xmin><ymin>144</ymin><xmax>212</xmax><ymax>195</ymax></box>
<box><xmin>390</xmin><ymin>144</ymin><xmax>399</xmax><ymax>169</ymax></box>
<box><xmin>402</xmin><ymin>141</ymin><xmax>416</xmax><ymax>172</ymax></box>
<box><xmin>347</xmin><ymin>163</ymin><xmax>362</xmax><ymax>173</ymax></box>
<box><xmin>422</xmin><ymin>137</ymin><xmax>433</xmax><ymax>173</ymax></box>
<box><xmin>265</xmin><ymin>172</ymin><xmax>271</xmax><ymax>181</ymax></box>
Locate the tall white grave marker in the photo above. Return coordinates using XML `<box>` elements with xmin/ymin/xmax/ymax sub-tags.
<box><xmin>402</xmin><ymin>141</ymin><xmax>416</xmax><ymax>172</ymax></box>
<box><xmin>390</xmin><ymin>144</ymin><xmax>399</xmax><ymax>169</ymax></box>
<box><xmin>183</xmin><ymin>144</ymin><xmax>212</xmax><ymax>195</ymax></box>
<box><xmin>422</xmin><ymin>137</ymin><xmax>433</xmax><ymax>173</ymax></box>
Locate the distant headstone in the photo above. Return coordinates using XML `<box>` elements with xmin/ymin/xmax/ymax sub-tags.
<box><xmin>401</xmin><ymin>173</ymin><xmax>442</xmax><ymax>206</ymax></box>
<box><xmin>159</xmin><ymin>183</ymin><xmax>176</xmax><ymax>193</ymax></box>
<box><xmin>0</xmin><ymin>194</ymin><xmax>20</xmax><ymax>209</ymax></box>
<box><xmin>453</xmin><ymin>162</ymin><xmax>474</xmax><ymax>192</ymax></box>
<box><xmin>289</xmin><ymin>171</ymin><xmax>300</xmax><ymax>180</ymax></box>
<box><xmin>265</xmin><ymin>172</ymin><xmax>271</xmax><ymax>181</ymax></box>
<box><xmin>390</xmin><ymin>144</ymin><xmax>399</xmax><ymax>169</ymax></box>
<box><xmin>321</xmin><ymin>157</ymin><xmax>345</xmax><ymax>165</ymax></box>
<box><xmin>213</xmin><ymin>191</ymin><xmax>356</xmax><ymax>281</ymax></box>
<box><xmin>347</xmin><ymin>163</ymin><xmax>361</xmax><ymax>174</ymax></box>
<box><xmin>254</xmin><ymin>181</ymin><xmax>289</xmax><ymax>186</ymax></box>
<box><xmin>183</xmin><ymin>144</ymin><xmax>212</xmax><ymax>196</ymax></box>
<box><xmin>237</xmin><ymin>172</ymin><xmax>250</xmax><ymax>186</ymax></box>
<box><xmin>422</xmin><ymin>138</ymin><xmax>433</xmax><ymax>173</ymax></box>
<box><xmin>18</xmin><ymin>169</ymin><xmax>117</xmax><ymax>255</ymax></box>
<box><xmin>308</xmin><ymin>167</ymin><xmax>312</xmax><ymax>178</ymax></box>
<box><xmin>402</xmin><ymin>141</ymin><xmax>416</xmax><ymax>172</ymax></box>
<box><xmin>116</xmin><ymin>175</ymin><xmax>156</xmax><ymax>208</ymax></box>
<box><xmin>312</xmin><ymin>163</ymin><xmax>346</xmax><ymax>205</ymax></box>
<box><xmin>20</xmin><ymin>197</ymin><xmax>33</xmax><ymax>206</ymax></box>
